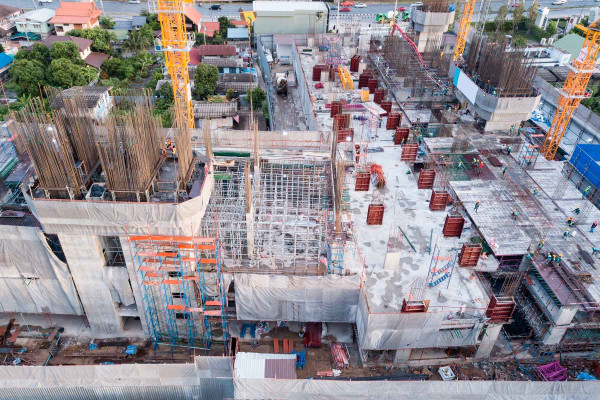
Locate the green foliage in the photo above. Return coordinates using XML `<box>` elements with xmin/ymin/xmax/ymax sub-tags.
<box><xmin>512</xmin><ymin>3</ymin><xmax>525</xmax><ymax>25</ymax></box>
<box><xmin>0</xmin><ymin>105</ymin><xmax>9</xmax><ymax>121</ymax></box>
<box><xmin>9</xmin><ymin>59</ymin><xmax>45</xmax><ymax>96</ymax></box>
<box><xmin>100</xmin><ymin>16</ymin><xmax>115</xmax><ymax>29</ymax></box>
<box><xmin>101</xmin><ymin>51</ymin><xmax>157</xmax><ymax>81</ymax></box>
<box><xmin>208</xmin><ymin>96</ymin><xmax>224</xmax><ymax>103</ymax></box>
<box><xmin>156</xmin><ymin>81</ymin><xmax>174</xmax><ymax>104</ymax></box>
<box><xmin>512</xmin><ymin>36</ymin><xmax>527</xmax><ymax>48</ymax></box>
<box><xmin>246</xmin><ymin>87</ymin><xmax>266</xmax><ymax>110</ymax></box>
<box><xmin>495</xmin><ymin>6</ymin><xmax>508</xmax><ymax>32</ymax></box>
<box><xmin>261</xmin><ymin>98</ymin><xmax>269</xmax><ymax>122</ymax></box>
<box><xmin>218</xmin><ymin>17</ymin><xmax>231</xmax><ymax>39</ymax></box>
<box><xmin>193</xmin><ymin>64</ymin><xmax>219</xmax><ymax>100</ymax></box>
<box><xmin>154</xmin><ymin>81</ymin><xmax>174</xmax><ymax>128</ymax></box>
<box><xmin>527</xmin><ymin>0</ymin><xmax>539</xmax><ymax>26</ymax></box>
<box><xmin>210</xmin><ymin>34</ymin><xmax>225</xmax><ymax>45</ymax></box>
<box><xmin>123</xmin><ymin>27</ymin><xmax>153</xmax><ymax>52</ymax></box>
<box><xmin>70</xmin><ymin>28</ymin><xmax>117</xmax><ymax>54</ymax></box>
<box><xmin>0</xmin><ymin>43</ymin><xmax>4</xmax><ymax>54</ymax></box>
<box><xmin>546</xmin><ymin>21</ymin><xmax>557</xmax><ymax>35</ymax></box>
<box><xmin>49</xmin><ymin>42</ymin><xmax>82</xmax><ymax>64</ymax></box>
<box><xmin>46</xmin><ymin>58</ymin><xmax>97</xmax><ymax>88</ymax></box>
<box><xmin>581</xmin><ymin>82</ymin><xmax>600</xmax><ymax>116</ymax></box>
<box><xmin>226</xmin><ymin>88</ymin><xmax>234</xmax><ymax>100</ymax></box>
<box><xmin>15</xmin><ymin>42</ymin><xmax>50</xmax><ymax>64</ymax></box>
<box><xmin>140</xmin><ymin>11</ymin><xmax>161</xmax><ymax>30</ymax></box>
<box><xmin>99</xmin><ymin>77</ymin><xmax>128</xmax><ymax>89</ymax></box>
<box><xmin>146</xmin><ymin>70</ymin><xmax>164</xmax><ymax>89</ymax></box>
<box><xmin>195</xmin><ymin>33</ymin><xmax>225</xmax><ymax>45</ymax></box>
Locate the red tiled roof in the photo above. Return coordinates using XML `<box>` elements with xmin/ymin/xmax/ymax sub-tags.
<box><xmin>84</xmin><ymin>52</ymin><xmax>109</xmax><ymax>68</ymax></box>
<box><xmin>196</xmin><ymin>45</ymin><xmax>236</xmax><ymax>57</ymax></box>
<box><xmin>184</xmin><ymin>6</ymin><xmax>202</xmax><ymax>26</ymax></box>
<box><xmin>230</xmin><ymin>20</ymin><xmax>247</xmax><ymax>27</ymax></box>
<box><xmin>50</xmin><ymin>1</ymin><xmax>102</xmax><ymax>25</ymax></box>
<box><xmin>202</xmin><ymin>21</ymin><xmax>220</xmax><ymax>35</ymax></box>
<box><xmin>189</xmin><ymin>47</ymin><xmax>201</xmax><ymax>66</ymax></box>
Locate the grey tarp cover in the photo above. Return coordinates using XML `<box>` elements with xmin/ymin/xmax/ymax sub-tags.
<box><xmin>234</xmin><ymin>273</ymin><xmax>360</xmax><ymax>322</ymax></box>
<box><xmin>357</xmin><ymin>292</ymin><xmax>482</xmax><ymax>350</ymax></box>
<box><xmin>23</xmin><ymin>175</ymin><xmax>213</xmax><ymax>236</ymax></box>
<box><xmin>103</xmin><ymin>267</ymin><xmax>136</xmax><ymax>306</ymax></box>
<box><xmin>234</xmin><ymin>378</ymin><xmax>598</xmax><ymax>400</ymax></box>
<box><xmin>0</xmin><ymin>225</ymin><xmax>82</xmax><ymax>315</ymax></box>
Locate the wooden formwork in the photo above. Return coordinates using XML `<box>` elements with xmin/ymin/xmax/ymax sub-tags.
<box><xmin>430</xmin><ymin>191</ymin><xmax>450</xmax><ymax>212</ymax></box>
<box><xmin>459</xmin><ymin>243</ymin><xmax>482</xmax><ymax>267</ymax></box>
<box><xmin>367</xmin><ymin>203</ymin><xmax>385</xmax><ymax>225</ymax></box>
<box><xmin>401</xmin><ymin>144</ymin><xmax>418</xmax><ymax>161</ymax></box>
<box><xmin>418</xmin><ymin>170</ymin><xmax>435</xmax><ymax>189</ymax></box>
<box><xmin>394</xmin><ymin>128</ymin><xmax>410</xmax><ymax>145</ymax></box>
<box><xmin>443</xmin><ymin>214</ymin><xmax>464</xmax><ymax>236</ymax></box>
<box><xmin>355</xmin><ymin>172</ymin><xmax>371</xmax><ymax>191</ymax></box>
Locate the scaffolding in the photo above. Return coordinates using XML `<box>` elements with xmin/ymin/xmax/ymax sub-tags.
<box><xmin>128</xmin><ymin>234</ymin><xmax>230</xmax><ymax>353</ymax></box>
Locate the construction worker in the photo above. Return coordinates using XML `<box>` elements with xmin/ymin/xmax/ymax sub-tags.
<box><xmin>546</xmin><ymin>252</ymin><xmax>553</xmax><ymax>263</ymax></box>
<box><xmin>161</xmin><ymin>147</ymin><xmax>167</xmax><ymax>158</ymax></box>
<box><xmin>552</xmin><ymin>253</ymin><xmax>557</xmax><ymax>263</ymax></box>
<box><xmin>458</xmin><ymin>160</ymin><xmax>464</xmax><ymax>169</ymax></box>
<box><xmin>507</xmin><ymin>145</ymin><xmax>512</xmax><ymax>155</ymax></box>
<box><xmin>512</xmin><ymin>209</ymin><xmax>518</xmax><ymax>220</ymax></box>
<box><xmin>172</xmin><ymin>145</ymin><xmax>177</xmax><ymax>157</ymax></box>
<box><xmin>583</xmin><ymin>186</ymin><xmax>591</xmax><ymax>199</ymax></box>
<box><xmin>166</xmin><ymin>138</ymin><xmax>172</xmax><ymax>149</ymax></box>
<box><xmin>502</xmin><ymin>164</ymin><xmax>508</xmax><ymax>175</ymax></box>
<box><xmin>474</xmin><ymin>200</ymin><xmax>480</xmax><ymax>213</ymax></box>
<box><xmin>592</xmin><ymin>246</ymin><xmax>599</xmax><ymax>256</ymax></box>
<box><xmin>510</xmin><ymin>125</ymin><xmax>515</xmax><ymax>134</ymax></box>
<box><xmin>538</xmin><ymin>238</ymin><xmax>545</xmax><ymax>250</ymax></box>
<box><xmin>574</xmin><ymin>206</ymin><xmax>581</xmax><ymax>215</ymax></box>
<box><xmin>567</xmin><ymin>217</ymin><xmax>575</xmax><ymax>227</ymax></box>
<box><xmin>526</xmin><ymin>250</ymin><xmax>534</xmax><ymax>260</ymax></box>
<box><xmin>564</xmin><ymin>228</ymin><xmax>570</xmax><ymax>238</ymax></box>
<box><xmin>556</xmin><ymin>254</ymin><xmax>562</xmax><ymax>264</ymax></box>
<box><xmin>533</xmin><ymin>187</ymin><xmax>539</xmax><ymax>196</ymax></box>
<box><xmin>592</xmin><ymin>220</ymin><xmax>598</xmax><ymax>233</ymax></box>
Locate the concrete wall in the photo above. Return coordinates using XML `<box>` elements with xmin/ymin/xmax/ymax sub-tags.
<box><xmin>59</xmin><ymin>234</ymin><xmax>122</xmax><ymax>336</ymax></box>
<box><xmin>410</xmin><ymin>10</ymin><xmax>454</xmax><ymax>52</ymax></box>
<box><xmin>254</xmin><ymin>12</ymin><xmax>328</xmax><ymax>35</ymax></box>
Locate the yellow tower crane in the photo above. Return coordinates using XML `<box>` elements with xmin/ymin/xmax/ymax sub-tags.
<box><xmin>153</xmin><ymin>0</ymin><xmax>195</xmax><ymax>128</ymax></box>
<box><xmin>541</xmin><ymin>20</ymin><xmax>600</xmax><ymax>160</ymax></box>
<box><xmin>452</xmin><ymin>0</ymin><xmax>476</xmax><ymax>60</ymax></box>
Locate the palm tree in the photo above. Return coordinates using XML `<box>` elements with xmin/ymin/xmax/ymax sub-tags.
<box><xmin>123</xmin><ymin>30</ymin><xmax>152</xmax><ymax>53</ymax></box>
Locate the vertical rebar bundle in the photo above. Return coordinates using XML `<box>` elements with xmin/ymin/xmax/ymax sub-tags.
<box><xmin>13</xmin><ymin>98</ymin><xmax>83</xmax><ymax>199</ymax></box>
<box><xmin>96</xmin><ymin>93</ymin><xmax>162</xmax><ymax>199</ymax></box>
<box><xmin>173</xmin><ymin>109</ymin><xmax>194</xmax><ymax>186</ymax></box>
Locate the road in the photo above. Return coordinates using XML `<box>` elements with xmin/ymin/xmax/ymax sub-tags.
<box><xmin>1</xmin><ymin>0</ymin><xmax>596</xmax><ymax>21</ymax></box>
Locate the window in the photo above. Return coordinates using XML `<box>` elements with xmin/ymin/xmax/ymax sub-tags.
<box><xmin>56</xmin><ymin>25</ymin><xmax>64</xmax><ymax>32</ymax></box>
<box><xmin>172</xmin><ymin>292</ymin><xmax>183</xmax><ymax>299</ymax></box>
<box><xmin>31</xmin><ymin>23</ymin><xmax>40</xmax><ymax>29</ymax></box>
<box><xmin>102</xmin><ymin>236</ymin><xmax>125</xmax><ymax>267</ymax></box>
<box><xmin>168</xmin><ymin>271</ymin><xmax>180</xmax><ymax>278</ymax></box>
<box><xmin>175</xmin><ymin>313</ymin><xmax>186</xmax><ymax>320</ymax></box>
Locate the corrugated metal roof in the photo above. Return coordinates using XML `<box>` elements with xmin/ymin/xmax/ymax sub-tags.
<box><xmin>265</xmin><ymin>359</ymin><xmax>296</xmax><ymax>379</ymax></box>
<box><xmin>227</xmin><ymin>28</ymin><xmax>248</xmax><ymax>40</ymax></box>
<box><xmin>234</xmin><ymin>352</ymin><xmax>296</xmax><ymax>380</ymax></box>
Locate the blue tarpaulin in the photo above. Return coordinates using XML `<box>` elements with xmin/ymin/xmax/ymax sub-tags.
<box><xmin>570</xmin><ymin>144</ymin><xmax>600</xmax><ymax>189</ymax></box>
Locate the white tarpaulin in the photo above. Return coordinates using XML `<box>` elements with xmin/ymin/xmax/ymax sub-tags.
<box><xmin>103</xmin><ymin>267</ymin><xmax>135</xmax><ymax>306</ymax></box>
<box><xmin>0</xmin><ymin>225</ymin><xmax>82</xmax><ymax>315</ymax></box>
<box><xmin>234</xmin><ymin>273</ymin><xmax>360</xmax><ymax>322</ymax></box>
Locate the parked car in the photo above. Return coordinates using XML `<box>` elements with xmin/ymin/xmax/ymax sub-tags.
<box><xmin>340</xmin><ymin>7</ymin><xmax>352</xmax><ymax>12</ymax></box>
<box><xmin>397</xmin><ymin>6</ymin><xmax>406</xmax><ymax>11</ymax></box>
<box><xmin>355</xmin><ymin>3</ymin><xmax>367</xmax><ymax>8</ymax></box>
<box><xmin>330</xmin><ymin>5</ymin><xmax>338</xmax><ymax>10</ymax></box>
<box><xmin>341</xmin><ymin>1</ymin><xmax>354</xmax><ymax>6</ymax></box>
<box><xmin>552</xmin><ymin>0</ymin><xmax>566</xmax><ymax>4</ymax></box>
<box><xmin>128</xmin><ymin>0</ymin><xmax>140</xmax><ymax>3</ymax></box>
<box><xmin>210</xmin><ymin>4</ymin><xmax>222</xmax><ymax>10</ymax></box>
<box><xmin>38</xmin><ymin>0</ymin><xmax>52</xmax><ymax>3</ymax></box>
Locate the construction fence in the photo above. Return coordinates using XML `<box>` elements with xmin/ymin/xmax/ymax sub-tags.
<box><xmin>256</xmin><ymin>35</ymin><xmax>276</xmax><ymax>131</ymax></box>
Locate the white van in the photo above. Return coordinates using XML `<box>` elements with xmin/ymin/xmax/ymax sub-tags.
<box><xmin>552</xmin><ymin>0</ymin><xmax>567</xmax><ymax>5</ymax></box>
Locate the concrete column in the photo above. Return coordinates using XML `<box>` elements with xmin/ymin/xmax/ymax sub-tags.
<box><xmin>394</xmin><ymin>348</ymin><xmax>412</xmax><ymax>366</ymax></box>
<box><xmin>474</xmin><ymin>323</ymin><xmax>502</xmax><ymax>359</ymax></box>
<box><xmin>119</xmin><ymin>236</ymin><xmax>149</xmax><ymax>336</ymax></box>
<box><xmin>59</xmin><ymin>234</ymin><xmax>122</xmax><ymax>336</ymax></box>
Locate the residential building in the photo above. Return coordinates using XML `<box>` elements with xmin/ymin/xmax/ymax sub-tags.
<box><xmin>0</xmin><ymin>52</ymin><xmax>13</xmax><ymax>76</ymax></box>
<box><xmin>0</xmin><ymin>5</ymin><xmax>23</xmax><ymax>38</ymax></box>
<box><xmin>184</xmin><ymin>6</ymin><xmax>203</xmax><ymax>33</ymax></box>
<box><xmin>14</xmin><ymin>8</ymin><xmax>56</xmax><ymax>41</ymax></box>
<box><xmin>227</xmin><ymin>28</ymin><xmax>249</xmax><ymax>42</ymax></box>
<box><xmin>42</xmin><ymin>35</ymin><xmax>109</xmax><ymax>69</ymax></box>
<box><xmin>553</xmin><ymin>33</ymin><xmax>600</xmax><ymax>65</ymax></box>
<box><xmin>50</xmin><ymin>1</ymin><xmax>102</xmax><ymax>36</ymax></box>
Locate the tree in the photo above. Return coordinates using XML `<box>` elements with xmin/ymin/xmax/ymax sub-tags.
<box><xmin>193</xmin><ymin>63</ymin><xmax>219</xmax><ymax>100</ymax></box>
<box><xmin>513</xmin><ymin>36</ymin><xmax>527</xmax><ymax>48</ymax></box>
<box><xmin>247</xmin><ymin>87</ymin><xmax>266</xmax><ymax>110</ymax></box>
<box><xmin>546</xmin><ymin>20</ymin><xmax>558</xmax><ymax>35</ymax></box>
<box><xmin>70</xmin><ymin>28</ymin><xmax>116</xmax><ymax>54</ymax></box>
<box><xmin>9</xmin><ymin>59</ymin><xmax>46</xmax><ymax>96</ymax></box>
<box><xmin>526</xmin><ymin>0</ymin><xmax>539</xmax><ymax>34</ymax></box>
<box><xmin>15</xmin><ymin>42</ymin><xmax>50</xmax><ymax>64</ymax></box>
<box><xmin>226</xmin><ymin>88</ymin><xmax>234</xmax><ymax>100</ymax></box>
<box><xmin>512</xmin><ymin>3</ymin><xmax>525</xmax><ymax>27</ymax></box>
<box><xmin>218</xmin><ymin>16</ymin><xmax>230</xmax><ymax>38</ymax></box>
<box><xmin>49</xmin><ymin>42</ymin><xmax>82</xmax><ymax>64</ymax></box>
<box><xmin>123</xmin><ymin>29</ymin><xmax>152</xmax><ymax>52</ymax></box>
<box><xmin>210</xmin><ymin>34</ymin><xmax>225</xmax><ymax>45</ymax></box>
<box><xmin>100</xmin><ymin>16</ymin><xmax>115</xmax><ymax>29</ymax></box>
<box><xmin>134</xmin><ymin>51</ymin><xmax>155</xmax><ymax>76</ymax></box>
<box><xmin>140</xmin><ymin>10</ymin><xmax>161</xmax><ymax>30</ymax></box>
<box><xmin>46</xmin><ymin>58</ymin><xmax>97</xmax><ymax>88</ymax></box>
<box><xmin>495</xmin><ymin>6</ymin><xmax>508</xmax><ymax>32</ymax></box>
<box><xmin>0</xmin><ymin>43</ymin><xmax>4</xmax><ymax>54</ymax></box>
<box><xmin>156</xmin><ymin>81</ymin><xmax>174</xmax><ymax>104</ymax></box>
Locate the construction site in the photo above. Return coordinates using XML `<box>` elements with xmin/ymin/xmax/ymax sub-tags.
<box><xmin>0</xmin><ymin>0</ymin><xmax>599</xmax><ymax>398</ymax></box>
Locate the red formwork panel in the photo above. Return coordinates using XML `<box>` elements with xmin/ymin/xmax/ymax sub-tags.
<box><xmin>334</xmin><ymin>114</ymin><xmax>350</xmax><ymax>130</ymax></box>
<box><xmin>355</xmin><ymin>172</ymin><xmax>371</xmax><ymax>191</ymax></box>
<box><xmin>401</xmin><ymin>298</ymin><xmax>430</xmax><ymax>313</ymax></box>
<box><xmin>312</xmin><ymin>65</ymin><xmax>322</xmax><ymax>81</ymax></box>
<box><xmin>430</xmin><ymin>191</ymin><xmax>450</xmax><ymax>212</ymax></box>
<box><xmin>401</xmin><ymin>144</ymin><xmax>418</xmax><ymax>161</ymax></box>
<box><xmin>330</xmin><ymin>101</ymin><xmax>342</xmax><ymax>118</ymax></box>
<box><xmin>337</xmin><ymin>128</ymin><xmax>354</xmax><ymax>143</ymax></box>
<box><xmin>418</xmin><ymin>170</ymin><xmax>436</xmax><ymax>189</ymax></box>
<box><xmin>367</xmin><ymin>204</ymin><xmax>385</xmax><ymax>225</ymax></box>
<box><xmin>486</xmin><ymin>295</ymin><xmax>516</xmax><ymax>323</ymax></box>
<box><xmin>380</xmin><ymin>101</ymin><xmax>392</xmax><ymax>115</ymax></box>
<box><xmin>459</xmin><ymin>243</ymin><xmax>482</xmax><ymax>267</ymax></box>
<box><xmin>367</xmin><ymin>78</ymin><xmax>378</xmax><ymax>93</ymax></box>
<box><xmin>442</xmin><ymin>214</ymin><xmax>464</xmax><ymax>236</ymax></box>
<box><xmin>373</xmin><ymin>88</ymin><xmax>385</xmax><ymax>104</ymax></box>
<box><xmin>386</xmin><ymin>113</ymin><xmax>400</xmax><ymax>130</ymax></box>
<box><xmin>394</xmin><ymin>128</ymin><xmax>410</xmax><ymax>145</ymax></box>
<box><xmin>350</xmin><ymin>54</ymin><xmax>361</xmax><ymax>72</ymax></box>
<box><xmin>358</xmin><ymin>71</ymin><xmax>372</xmax><ymax>88</ymax></box>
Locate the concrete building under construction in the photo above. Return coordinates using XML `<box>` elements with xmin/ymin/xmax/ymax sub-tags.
<box><xmin>0</xmin><ymin>5</ymin><xmax>599</xmax><ymax>398</ymax></box>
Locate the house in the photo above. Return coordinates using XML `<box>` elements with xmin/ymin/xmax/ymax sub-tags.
<box><xmin>42</xmin><ymin>35</ymin><xmax>109</xmax><ymax>69</ymax></box>
<box><xmin>202</xmin><ymin>22</ymin><xmax>220</xmax><ymax>38</ymax></box>
<box><xmin>553</xmin><ymin>33</ymin><xmax>600</xmax><ymax>65</ymax></box>
<box><xmin>0</xmin><ymin>52</ymin><xmax>13</xmax><ymax>76</ymax></box>
<box><xmin>132</xmin><ymin>16</ymin><xmax>146</xmax><ymax>30</ymax></box>
<box><xmin>184</xmin><ymin>7</ymin><xmax>203</xmax><ymax>32</ymax></box>
<box><xmin>50</xmin><ymin>1</ymin><xmax>102</xmax><ymax>36</ymax></box>
<box><xmin>0</xmin><ymin>5</ymin><xmax>24</xmax><ymax>38</ymax></box>
<box><xmin>13</xmin><ymin>9</ymin><xmax>56</xmax><ymax>41</ymax></box>
<box><xmin>227</xmin><ymin>28</ymin><xmax>248</xmax><ymax>42</ymax></box>
<box><xmin>230</xmin><ymin>20</ymin><xmax>248</xmax><ymax>28</ymax></box>
<box><xmin>51</xmin><ymin>86</ymin><xmax>112</xmax><ymax>122</ymax></box>
<box><xmin>113</xmin><ymin>16</ymin><xmax>146</xmax><ymax>32</ymax></box>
